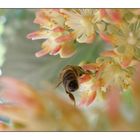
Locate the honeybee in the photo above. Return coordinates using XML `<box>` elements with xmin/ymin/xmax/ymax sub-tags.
<box><xmin>56</xmin><ymin>65</ymin><xmax>87</xmax><ymax>106</ymax></box>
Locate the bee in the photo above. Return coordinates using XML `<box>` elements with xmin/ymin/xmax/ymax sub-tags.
<box><xmin>56</xmin><ymin>65</ymin><xmax>87</xmax><ymax>106</ymax></box>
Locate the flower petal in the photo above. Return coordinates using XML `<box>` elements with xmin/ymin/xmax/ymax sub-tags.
<box><xmin>100</xmin><ymin>9</ymin><xmax>108</xmax><ymax>17</ymax></box>
<box><xmin>35</xmin><ymin>40</ymin><xmax>52</xmax><ymax>57</ymax></box>
<box><xmin>55</xmin><ymin>34</ymin><xmax>73</xmax><ymax>43</ymax></box>
<box><xmin>86</xmin><ymin>91</ymin><xmax>96</xmax><ymax>106</ymax></box>
<box><xmin>34</xmin><ymin>9</ymin><xmax>51</xmax><ymax>26</ymax></box>
<box><xmin>79</xmin><ymin>74</ymin><xmax>92</xmax><ymax>84</ymax></box>
<box><xmin>50</xmin><ymin>45</ymin><xmax>61</xmax><ymax>55</ymax></box>
<box><xmin>79</xmin><ymin>98</ymin><xmax>87</xmax><ymax>106</ymax></box>
<box><xmin>27</xmin><ymin>30</ymin><xmax>48</xmax><ymax>40</ymax></box>
<box><xmin>107</xmin><ymin>9</ymin><xmax>122</xmax><ymax>24</ymax></box>
<box><xmin>100</xmin><ymin>9</ymin><xmax>122</xmax><ymax>25</ymax></box>
<box><xmin>101</xmin><ymin>50</ymin><xmax>117</xmax><ymax>57</ymax></box>
<box><xmin>85</xmin><ymin>34</ymin><xmax>96</xmax><ymax>44</ymax></box>
<box><xmin>106</xmin><ymin>85</ymin><xmax>120</xmax><ymax>121</ymax></box>
<box><xmin>35</xmin><ymin>47</ymin><xmax>51</xmax><ymax>57</ymax></box>
<box><xmin>53</xmin><ymin>27</ymin><xmax>65</xmax><ymax>32</ymax></box>
<box><xmin>99</xmin><ymin>33</ymin><xmax>113</xmax><ymax>44</ymax></box>
<box><xmin>121</xmin><ymin>56</ymin><xmax>132</xmax><ymax>68</ymax></box>
<box><xmin>60</xmin><ymin>42</ymin><xmax>76</xmax><ymax>58</ymax></box>
<box><xmin>82</xmin><ymin>63</ymin><xmax>99</xmax><ymax>71</ymax></box>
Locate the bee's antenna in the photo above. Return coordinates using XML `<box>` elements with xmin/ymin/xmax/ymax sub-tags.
<box><xmin>55</xmin><ymin>81</ymin><xmax>62</xmax><ymax>89</ymax></box>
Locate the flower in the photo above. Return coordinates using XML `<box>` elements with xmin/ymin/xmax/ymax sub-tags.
<box><xmin>78</xmin><ymin>73</ymin><xmax>96</xmax><ymax>106</ymax></box>
<box><xmin>27</xmin><ymin>28</ymin><xmax>76</xmax><ymax>58</ymax></box>
<box><xmin>96</xmin><ymin>53</ymin><xmax>133</xmax><ymax>91</ymax></box>
<box><xmin>76</xmin><ymin>63</ymin><xmax>105</xmax><ymax>106</ymax></box>
<box><xmin>33</xmin><ymin>9</ymin><xmax>65</xmax><ymax>28</ymax></box>
<box><xmin>27</xmin><ymin>9</ymin><xmax>76</xmax><ymax>58</ymax></box>
<box><xmin>99</xmin><ymin>21</ymin><xmax>140</xmax><ymax>67</ymax></box>
<box><xmin>77</xmin><ymin>53</ymin><xmax>134</xmax><ymax>106</ymax></box>
<box><xmin>61</xmin><ymin>9</ymin><xmax>99</xmax><ymax>43</ymax></box>
<box><xmin>99</xmin><ymin>9</ymin><xmax>123</xmax><ymax>25</ymax></box>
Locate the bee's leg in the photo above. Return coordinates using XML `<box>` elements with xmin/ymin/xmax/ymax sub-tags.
<box><xmin>66</xmin><ymin>91</ymin><xmax>76</xmax><ymax>107</ymax></box>
<box><xmin>69</xmin><ymin>93</ymin><xmax>76</xmax><ymax>107</ymax></box>
<box><xmin>85</xmin><ymin>70</ymin><xmax>92</xmax><ymax>75</ymax></box>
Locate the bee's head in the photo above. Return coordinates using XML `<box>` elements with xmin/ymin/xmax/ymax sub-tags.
<box><xmin>78</xmin><ymin>66</ymin><xmax>86</xmax><ymax>76</ymax></box>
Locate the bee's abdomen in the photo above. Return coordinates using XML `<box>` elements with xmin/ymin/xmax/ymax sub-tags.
<box><xmin>68</xmin><ymin>80</ymin><xmax>78</xmax><ymax>92</ymax></box>
<box><xmin>63</xmin><ymin>71</ymin><xmax>79</xmax><ymax>92</ymax></box>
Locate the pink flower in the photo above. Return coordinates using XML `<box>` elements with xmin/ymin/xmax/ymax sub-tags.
<box><xmin>27</xmin><ymin>9</ymin><xmax>76</xmax><ymax>58</ymax></box>
<box><xmin>99</xmin><ymin>9</ymin><xmax>123</xmax><ymax>25</ymax></box>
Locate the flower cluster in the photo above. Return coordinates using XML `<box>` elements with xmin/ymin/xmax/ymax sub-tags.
<box><xmin>77</xmin><ymin>51</ymin><xmax>134</xmax><ymax>106</ymax></box>
<box><xmin>27</xmin><ymin>9</ymin><xmax>140</xmax><ymax>106</ymax></box>
<box><xmin>27</xmin><ymin>9</ymin><xmax>76</xmax><ymax>58</ymax></box>
<box><xmin>27</xmin><ymin>9</ymin><xmax>100</xmax><ymax>58</ymax></box>
<box><xmin>99</xmin><ymin>18</ymin><xmax>140</xmax><ymax>68</ymax></box>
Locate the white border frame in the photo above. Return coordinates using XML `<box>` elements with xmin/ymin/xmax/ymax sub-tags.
<box><xmin>0</xmin><ymin>1</ymin><xmax>140</xmax><ymax>139</ymax></box>
<box><xmin>0</xmin><ymin>0</ymin><xmax>140</xmax><ymax>8</ymax></box>
<box><xmin>0</xmin><ymin>132</ymin><xmax>140</xmax><ymax>140</ymax></box>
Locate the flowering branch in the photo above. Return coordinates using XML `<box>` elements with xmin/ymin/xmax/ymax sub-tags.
<box><xmin>27</xmin><ymin>9</ymin><xmax>140</xmax><ymax>106</ymax></box>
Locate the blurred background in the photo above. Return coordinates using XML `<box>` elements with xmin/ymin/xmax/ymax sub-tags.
<box><xmin>0</xmin><ymin>9</ymin><xmax>140</xmax><ymax>131</ymax></box>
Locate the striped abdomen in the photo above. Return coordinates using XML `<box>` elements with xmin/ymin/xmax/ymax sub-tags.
<box><xmin>63</xmin><ymin>70</ymin><xmax>79</xmax><ymax>92</ymax></box>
